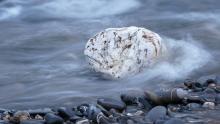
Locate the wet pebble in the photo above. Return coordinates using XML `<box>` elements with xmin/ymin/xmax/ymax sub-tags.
<box><xmin>76</xmin><ymin>104</ymin><xmax>108</xmax><ymax>123</ymax></box>
<box><xmin>75</xmin><ymin>119</ymin><xmax>90</xmax><ymax>124</ymax></box>
<box><xmin>184</xmin><ymin>80</ymin><xmax>203</xmax><ymax>91</ymax></box>
<box><xmin>2</xmin><ymin>112</ymin><xmax>11</xmax><ymax>121</ymax></box>
<box><xmin>145</xmin><ymin>106</ymin><xmax>167</xmax><ymax>122</ymax></box>
<box><xmin>69</xmin><ymin>115</ymin><xmax>81</xmax><ymax>123</ymax></box>
<box><xmin>121</xmin><ymin>93</ymin><xmax>152</xmax><ymax>111</ymax></box>
<box><xmin>34</xmin><ymin>115</ymin><xmax>43</xmax><ymax>120</ymax></box>
<box><xmin>57</xmin><ymin>107</ymin><xmax>75</xmax><ymax>121</ymax></box>
<box><xmin>120</xmin><ymin>93</ymin><xmax>139</xmax><ymax>105</ymax></box>
<box><xmin>97</xmin><ymin>98</ymin><xmax>126</xmax><ymax>111</ymax></box>
<box><xmin>12</xmin><ymin>111</ymin><xmax>30</xmax><ymax>123</ymax></box>
<box><xmin>187</xmin><ymin>103</ymin><xmax>201</xmax><ymax>110</ymax></box>
<box><xmin>96</xmin><ymin>104</ymin><xmax>111</xmax><ymax>117</ymax></box>
<box><xmin>45</xmin><ymin>113</ymin><xmax>64</xmax><ymax>124</ymax></box>
<box><xmin>125</xmin><ymin>105</ymin><xmax>138</xmax><ymax>113</ymax></box>
<box><xmin>202</xmin><ymin>102</ymin><xmax>215</xmax><ymax>109</ymax></box>
<box><xmin>75</xmin><ymin>104</ymin><xmax>89</xmax><ymax>117</ymax></box>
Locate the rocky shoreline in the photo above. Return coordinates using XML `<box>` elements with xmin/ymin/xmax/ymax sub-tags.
<box><xmin>1</xmin><ymin>76</ymin><xmax>220</xmax><ymax>124</ymax></box>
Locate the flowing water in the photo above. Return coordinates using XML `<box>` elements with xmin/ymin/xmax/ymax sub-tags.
<box><xmin>0</xmin><ymin>0</ymin><xmax>220</xmax><ymax>109</ymax></box>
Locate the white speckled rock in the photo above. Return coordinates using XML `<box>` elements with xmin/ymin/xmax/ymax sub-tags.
<box><xmin>84</xmin><ymin>26</ymin><xmax>165</xmax><ymax>78</ymax></box>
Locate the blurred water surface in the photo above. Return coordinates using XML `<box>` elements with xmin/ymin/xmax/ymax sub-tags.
<box><xmin>0</xmin><ymin>0</ymin><xmax>220</xmax><ymax>109</ymax></box>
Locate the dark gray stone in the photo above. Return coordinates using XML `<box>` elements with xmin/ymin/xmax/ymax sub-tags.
<box><xmin>136</xmin><ymin>97</ymin><xmax>152</xmax><ymax>111</ymax></box>
<box><xmin>45</xmin><ymin>113</ymin><xmax>64</xmax><ymax>124</ymax></box>
<box><xmin>120</xmin><ymin>93</ymin><xmax>138</xmax><ymax>105</ymax></box>
<box><xmin>97</xmin><ymin>98</ymin><xmax>126</xmax><ymax>111</ymax></box>
<box><xmin>57</xmin><ymin>107</ymin><xmax>75</xmax><ymax>120</ymax></box>
<box><xmin>145</xmin><ymin>106</ymin><xmax>167</xmax><ymax>122</ymax></box>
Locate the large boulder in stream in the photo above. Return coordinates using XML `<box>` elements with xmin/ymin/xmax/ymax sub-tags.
<box><xmin>84</xmin><ymin>26</ymin><xmax>166</xmax><ymax>78</ymax></box>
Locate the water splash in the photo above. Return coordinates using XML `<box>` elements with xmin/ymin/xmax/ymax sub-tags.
<box><xmin>130</xmin><ymin>36</ymin><xmax>212</xmax><ymax>82</ymax></box>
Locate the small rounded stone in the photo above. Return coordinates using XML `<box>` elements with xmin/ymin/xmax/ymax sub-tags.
<box><xmin>186</xmin><ymin>103</ymin><xmax>201</xmax><ymax>110</ymax></box>
<box><xmin>13</xmin><ymin>111</ymin><xmax>30</xmax><ymax>122</ymax></box>
<box><xmin>35</xmin><ymin>114</ymin><xmax>43</xmax><ymax>120</ymax></box>
<box><xmin>202</xmin><ymin>102</ymin><xmax>215</xmax><ymax>109</ymax></box>
<box><xmin>145</xmin><ymin>106</ymin><xmax>167</xmax><ymax>122</ymax></box>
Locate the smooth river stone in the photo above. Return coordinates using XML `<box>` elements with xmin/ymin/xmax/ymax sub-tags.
<box><xmin>84</xmin><ymin>26</ymin><xmax>165</xmax><ymax>78</ymax></box>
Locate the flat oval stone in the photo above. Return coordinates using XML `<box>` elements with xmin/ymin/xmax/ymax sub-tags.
<box><xmin>84</xmin><ymin>26</ymin><xmax>166</xmax><ymax>78</ymax></box>
<box><xmin>145</xmin><ymin>106</ymin><xmax>167</xmax><ymax>122</ymax></box>
<box><xmin>97</xmin><ymin>98</ymin><xmax>126</xmax><ymax>111</ymax></box>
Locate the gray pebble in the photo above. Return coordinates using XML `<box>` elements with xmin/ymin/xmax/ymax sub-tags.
<box><xmin>145</xmin><ymin>106</ymin><xmax>167</xmax><ymax>122</ymax></box>
<box><xmin>97</xmin><ymin>98</ymin><xmax>126</xmax><ymax>111</ymax></box>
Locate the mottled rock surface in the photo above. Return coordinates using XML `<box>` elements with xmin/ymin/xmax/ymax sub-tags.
<box><xmin>84</xmin><ymin>26</ymin><xmax>165</xmax><ymax>78</ymax></box>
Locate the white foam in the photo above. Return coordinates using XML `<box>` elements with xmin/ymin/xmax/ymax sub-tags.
<box><xmin>130</xmin><ymin>36</ymin><xmax>212</xmax><ymax>81</ymax></box>
<box><xmin>36</xmin><ymin>0</ymin><xmax>140</xmax><ymax>18</ymax></box>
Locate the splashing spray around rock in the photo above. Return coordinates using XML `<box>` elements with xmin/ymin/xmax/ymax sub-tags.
<box><xmin>84</xmin><ymin>26</ymin><xmax>166</xmax><ymax>78</ymax></box>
